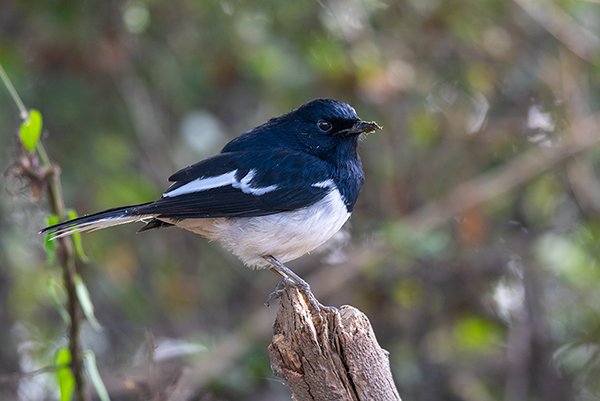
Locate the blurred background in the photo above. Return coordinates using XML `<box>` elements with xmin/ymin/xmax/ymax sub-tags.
<box><xmin>2</xmin><ymin>0</ymin><xmax>600</xmax><ymax>400</ymax></box>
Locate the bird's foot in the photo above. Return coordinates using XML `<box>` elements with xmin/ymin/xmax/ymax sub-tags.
<box><xmin>265</xmin><ymin>277</ymin><xmax>295</xmax><ymax>307</ymax></box>
<box><xmin>290</xmin><ymin>278</ymin><xmax>337</xmax><ymax>314</ymax></box>
<box><xmin>263</xmin><ymin>255</ymin><xmax>336</xmax><ymax>313</ymax></box>
<box><xmin>265</xmin><ymin>277</ymin><xmax>335</xmax><ymax>313</ymax></box>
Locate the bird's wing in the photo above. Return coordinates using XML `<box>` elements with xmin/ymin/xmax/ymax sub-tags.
<box><xmin>135</xmin><ymin>150</ymin><xmax>334</xmax><ymax>219</ymax></box>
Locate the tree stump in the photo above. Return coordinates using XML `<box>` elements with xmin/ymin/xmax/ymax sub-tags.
<box><xmin>268</xmin><ymin>287</ymin><xmax>402</xmax><ymax>401</ymax></box>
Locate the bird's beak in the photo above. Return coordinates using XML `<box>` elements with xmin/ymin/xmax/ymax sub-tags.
<box><xmin>337</xmin><ymin>120</ymin><xmax>382</xmax><ymax>136</ymax></box>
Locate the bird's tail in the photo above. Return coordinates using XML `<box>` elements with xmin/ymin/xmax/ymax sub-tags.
<box><xmin>40</xmin><ymin>202</ymin><xmax>155</xmax><ymax>240</ymax></box>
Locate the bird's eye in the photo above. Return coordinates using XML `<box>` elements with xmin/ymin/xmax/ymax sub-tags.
<box><xmin>317</xmin><ymin>120</ymin><xmax>332</xmax><ymax>132</ymax></box>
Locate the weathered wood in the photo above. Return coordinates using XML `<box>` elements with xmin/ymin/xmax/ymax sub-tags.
<box><xmin>268</xmin><ymin>287</ymin><xmax>402</xmax><ymax>401</ymax></box>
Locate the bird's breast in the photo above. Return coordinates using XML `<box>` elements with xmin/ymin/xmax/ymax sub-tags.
<box><xmin>170</xmin><ymin>188</ymin><xmax>351</xmax><ymax>268</ymax></box>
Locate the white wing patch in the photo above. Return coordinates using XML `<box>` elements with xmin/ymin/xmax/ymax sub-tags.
<box><xmin>233</xmin><ymin>170</ymin><xmax>278</xmax><ymax>195</ymax></box>
<box><xmin>164</xmin><ymin>170</ymin><xmax>238</xmax><ymax>197</ymax></box>
<box><xmin>163</xmin><ymin>169</ymin><xmax>278</xmax><ymax>198</ymax></box>
<box><xmin>311</xmin><ymin>179</ymin><xmax>334</xmax><ymax>188</ymax></box>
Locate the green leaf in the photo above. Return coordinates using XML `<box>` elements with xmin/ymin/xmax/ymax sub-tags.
<box><xmin>67</xmin><ymin>209</ymin><xmax>89</xmax><ymax>262</ymax></box>
<box><xmin>19</xmin><ymin>109</ymin><xmax>42</xmax><ymax>153</ymax></box>
<box><xmin>44</xmin><ymin>214</ymin><xmax>60</xmax><ymax>265</ymax></box>
<box><xmin>74</xmin><ymin>274</ymin><xmax>102</xmax><ymax>331</ymax></box>
<box><xmin>84</xmin><ymin>351</ymin><xmax>111</xmax><ymax>401</ymax></box>
<box><xmin>55</xmin><ymin>347</ymin><xmax>75</xmax><ymax>401</ymax></box>
<box><xmin>47</xmin><ymin>277</ymin><xmax>69</xmax><ymax>324</ymax></box>
<box><xmin>452</xmin><ymin>315</ymin><xmax>501</xmax><ymax>353</ymax></box>
<box><xmin>408</xmin><ymin>110</ymin><xmax>439</xmax><ymax>148</ymax></box>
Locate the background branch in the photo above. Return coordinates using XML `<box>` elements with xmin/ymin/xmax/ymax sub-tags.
<box><xmin>1</xmin><ymin>64</ymin><xmax>88</xmax><ymax>401</ymax></box>
<box><xmin>404</xmin><ymin>115</ymin><xmax>600</xmax><ymax>232</ymax></box>
<box><xmin>47</xmin><ymin>168</ymin><xmax>87</xmax><ymax>401</ymax></box>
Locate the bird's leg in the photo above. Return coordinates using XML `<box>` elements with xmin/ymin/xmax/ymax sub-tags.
<box><xmin>263</xmin><ymin>255</ymin><xmax>335</xmax><ymax>312</ymax></box>
<box><xmin>264</xmin><ymin>255</ymin><xmax>312</xmax><ymax>289</ymax></box>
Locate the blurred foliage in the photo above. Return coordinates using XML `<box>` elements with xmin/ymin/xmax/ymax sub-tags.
<box><xmin>2</xmin><ymin>0</ymin><xmax>600</xmax><ymax>400</ymax></box>
<box><xmin>55</xmin><ymin>348</ymin><xmax>74</xmax><ymax>401</ymax></box>
<box><xmin>18</xmin><ymin>109</ymin><xmax>41</xmax><ymax>153</ymax></box>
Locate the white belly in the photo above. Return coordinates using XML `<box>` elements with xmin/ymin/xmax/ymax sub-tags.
<box><xmin>167</xmin><ymin>189</ymin><xmax>351</xmax><ymax>268</ymax></box>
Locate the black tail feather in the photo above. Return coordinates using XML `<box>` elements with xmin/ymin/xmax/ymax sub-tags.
<box><xmin>40</xmin><ymin>202</ymin><xmax>154</xmax><ymax>239</ymax></box>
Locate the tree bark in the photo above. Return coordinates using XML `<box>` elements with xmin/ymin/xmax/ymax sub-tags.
<box><xmin>268</xmin><ymin>287</ymin><xmax>402</xmax><ymax>401</ymax></box>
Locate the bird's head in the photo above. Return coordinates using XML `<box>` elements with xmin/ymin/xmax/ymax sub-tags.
<box><xmin>221</xmin><ymin>98</ymin><xmax>381</xmax><ymax>162</ymax></box>
<box><xmin>290</xmin><ymin>98</ymin><xmax>381</xmax><ymax>160</ymax></box>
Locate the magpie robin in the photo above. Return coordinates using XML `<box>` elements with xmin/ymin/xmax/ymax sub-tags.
<box><xmin>42</xmin><ymin>98</ymin><xmax>381</xmax><ymax>300</ymax></box>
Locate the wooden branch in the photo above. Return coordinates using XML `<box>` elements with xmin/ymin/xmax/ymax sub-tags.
<box><xmin>268</xmin><ymin>287</ymin><xmax>401</xmax><ymax>401</ymax></box>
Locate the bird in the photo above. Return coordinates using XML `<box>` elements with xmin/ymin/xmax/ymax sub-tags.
<box><xmin>42</xmin><ymin>98</ymin><xmax>381</xmax><ymax>303</ymax></box>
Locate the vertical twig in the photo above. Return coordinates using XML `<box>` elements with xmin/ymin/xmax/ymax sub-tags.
<box><xmin>0</xmin><ymin>63</ymin><xmax>87</xmax><ymax>401</ymax></box>
<box><xmin>0</xmin><ymin>64</ymin><xmax>28</xmax><ymax>118</ymax></box>
<box><xmin>47</xmin><ymin>168</ymin><xmax>87</xmax><ymax>401</ymax></box>
<box><xmin>145</xmin><ymin>331</ymin><xmax>160</xmax><ymax>401</ymax></box>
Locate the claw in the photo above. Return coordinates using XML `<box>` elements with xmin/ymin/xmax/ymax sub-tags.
<box><xmin>294</xmin><ymin>281</ymin><xmax>326</xmax><ymax>313</ymax></box>
<box><xmin>262</xmin><ymin>255</ymin><xmax>337</xmax><ymax>314</ymax></box>
<box><xmin>265</xmin><ymin>278</ymin><xmax>295</xmax><ymax>307</ymax></box>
